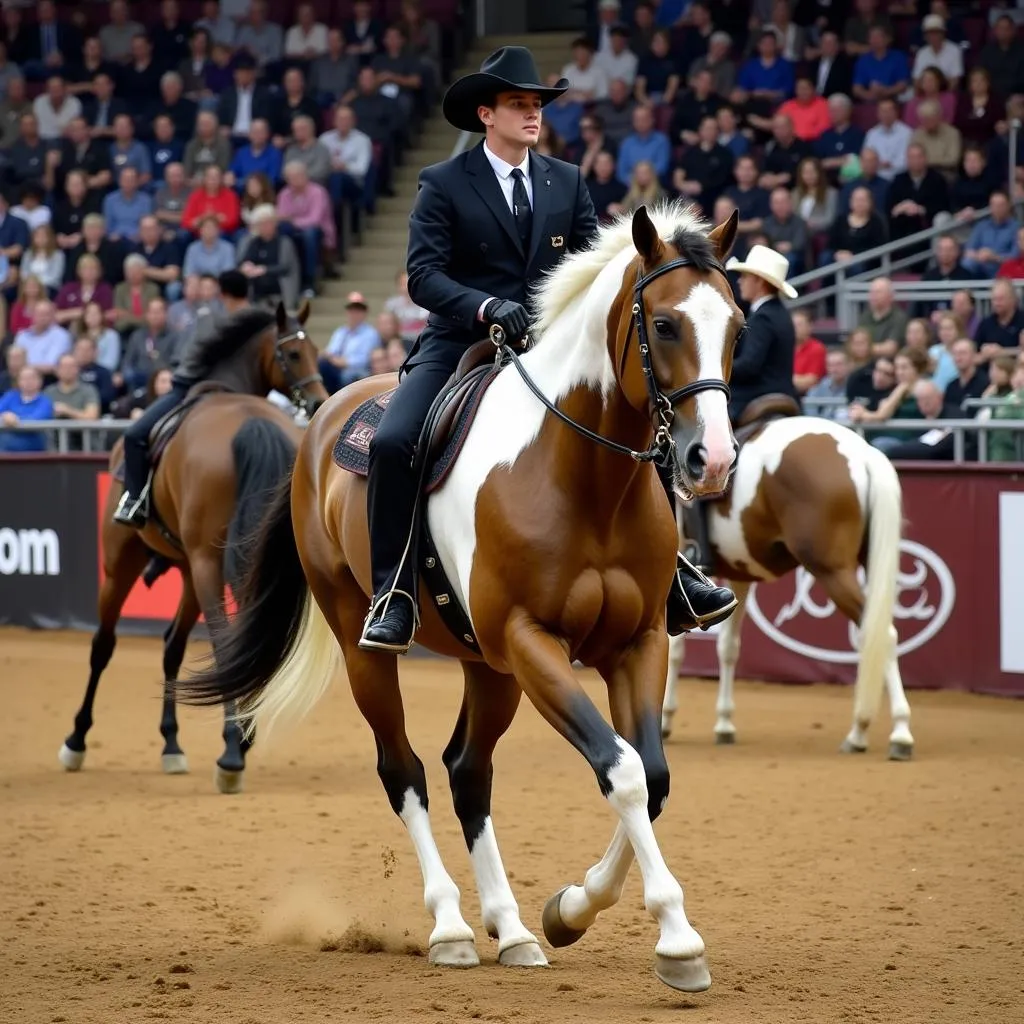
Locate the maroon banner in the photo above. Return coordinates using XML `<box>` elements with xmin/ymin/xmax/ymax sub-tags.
<box><xmin>680</xmin><ymin>464</ymin><xmax>1024</xmax><ymax>698</ymax></box>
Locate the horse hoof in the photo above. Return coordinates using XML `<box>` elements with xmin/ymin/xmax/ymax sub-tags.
<box><xmin>887</xmin><ymin>741</ymin><xmax>914</xmax><ymax>762</ymax></box>
<box><xmin>162</xmin><ymin>753</ymin><xmax>189</xmax><ymax>775</ymax></box>
<box><xmin>654</xmin><ymin>953</ymin><xmax>712</xmax><ymax>993</ymax></box>
<box><xmin>58</xmin><ymin>743</ymin><xmax>85</xmax><ymax>771</ymax></box>
<box><xmin>839</xmin><ymin>739</ymin><xmax>867</xmax><ymax>754</ymax></box>
<box><xmin>714</xmin><ymin>731</ymin><xmax>736</xmax><ymax>745</ymax></box>
<box><xmin>428</xmin><ymin>940</ymin><xmax>480</xmax><ymax>968</ymax></box>
<box><xmin>498</xmin><ymin>940</ymin><xmax>548</xmax><ymax>967</ymax></box>
<box><xmin>541</xmin><ymin>886</ymin><xmax>587</xmax><ymax>948</ymax></box>
<box><xmin>214</xmin><ymin>766</ymin><xmax>244</xmax><ymax>794</ymax></box>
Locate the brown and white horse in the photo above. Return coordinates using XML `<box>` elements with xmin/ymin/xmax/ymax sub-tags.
<box><xmin>660</xmin><ymin>417</ymin><xmax>915</xmax><ymax>759</ymax></box>
<box><xmin>183</xmin><ymin>205</ymin><xmax>745</xmax><ymax>993</ymax></box>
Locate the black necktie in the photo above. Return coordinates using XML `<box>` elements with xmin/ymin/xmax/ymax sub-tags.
<box><xmin>510</xmin><ymin>167</ymin><xmax>532</xmax><ymax>248</ymax></box>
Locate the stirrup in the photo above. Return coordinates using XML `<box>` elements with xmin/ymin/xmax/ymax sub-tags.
<box><xmin>113</xmin><ymin>485</ymin><xmax>150</xmax><ymax>527</ymax></box>
<box><xmin>673</xmin><ymin>555</ymin><xmax>737</xmax><ymax>631</ymax></box>
<box><xmin>357</xmin><ymin>588</ymin><xmax>420</xmax><ymax>654</ymax></box>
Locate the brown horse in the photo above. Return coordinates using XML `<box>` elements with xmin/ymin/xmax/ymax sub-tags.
<box><xmin>183</xmin><ymin>205</ymin><xmax>743</xmax><ymax>990</ymax></box>
<box><xmin>58</xmin><ymin>302</ymin><xmax>327</xmax><ymax>793</ymax></box>
<box><xmin>661</xmin><ymin>414</ymin><xmax>915</xmax><ymax>759</ymax></box>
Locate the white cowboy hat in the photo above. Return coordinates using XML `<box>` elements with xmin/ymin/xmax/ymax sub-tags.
<box><xmin>726</xmin><ymin>245</ymin><xmax>798</xmax><ymax>299</ymax></box>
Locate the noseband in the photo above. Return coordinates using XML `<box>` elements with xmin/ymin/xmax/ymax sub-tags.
<box><xmin>494</xmin><ymin>255</ymin><xmax>733</xmax><ymax>465</ymax></box>
<box><xmin>275</xmin><ymin>327</ymin><xmax>323</xmax><ymax>410</ymax></box>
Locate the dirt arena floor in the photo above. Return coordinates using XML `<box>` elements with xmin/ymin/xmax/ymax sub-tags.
<box><xmin>1</xmin><ymin>628</ymin><xmax>1022</xmax><ymax>1024</ymax></box>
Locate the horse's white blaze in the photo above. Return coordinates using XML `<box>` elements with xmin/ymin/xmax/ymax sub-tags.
<box><xmin>675</xmin><ymin>283</ymin><xmax>735</xmax><ymax>476</ymax></box>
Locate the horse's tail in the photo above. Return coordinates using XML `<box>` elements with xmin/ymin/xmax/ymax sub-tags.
<box><xmin>225</xmin><ymin>416</ymin><xmax>297</xmax><ymax>591</ymax></box>
<box><xmin>854</xmin><ymin>448</ymin><xmax>903</xmax><ymax>727</ymax></box>
<box><xmin>182</xmin><ymin>461</ymin><xmax>339</xmax><ymax>739</ymax></box>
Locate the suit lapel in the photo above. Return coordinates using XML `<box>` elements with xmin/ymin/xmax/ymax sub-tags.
<box><xmin>527</xmin><ymin>151</ymin><xmax>551</xmax><ymax>267</ymax></box>
<box><xmin>466</xmin><ymin>144</ymin><xmax>524</xmax><ymax>255</ymax></box>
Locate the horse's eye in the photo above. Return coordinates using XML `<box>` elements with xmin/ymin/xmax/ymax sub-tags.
<box><xmin>288</xmin><ymin>350</ymin><xmax>302</xmax><ymax>362</ymax></box>
<box><xmin>653</xmin><ymin>318</ymin><xmax>676</xmax><ymax>340</ymax></box>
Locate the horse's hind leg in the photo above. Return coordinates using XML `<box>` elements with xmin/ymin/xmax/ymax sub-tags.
<box><xmin>159</xmin><ymin>574</ymin><xmax>201</xmax><ymax>775</ymax></box>
<box><xmin>661</xmin><ymin>632</ymin><xmax>685</xmax><ymax>739</ymax></box>
<box><xmin>442</xmin><ymin>661</ymin><xmax>546</xmax><ymax>967</ymax></box>
<box><xmin>713</xmin><ymin>581</ymin><xmax>751</xmax><ymax>745</ymax></box>
<box><xmin>314</xmin><ymin>565</ymin><xmax>479</xmax><ymax>966</ymax></box>
<box><xmin>60</xmin><ymin>530</ymin><xmax>150</xmax><ymax>771</ymax></box>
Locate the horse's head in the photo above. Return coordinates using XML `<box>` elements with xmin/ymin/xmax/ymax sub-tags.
<box><xmin>612</xmin><ymin>205</ymin><xmax>743</xmax><ymax>497</ymax></box>
<box><xmin>266</xmin><ymin>299</ymin><xmax>329</xmax><ymax>418</ymax></box>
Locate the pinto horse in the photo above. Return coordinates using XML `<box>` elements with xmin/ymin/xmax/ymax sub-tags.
<box><xmin>182</xmin><ymin>205</ymin><xmax>743</xmax><ymax>990</ymax></box>
<box><xmin>660</xmin><ymin>416</ymin><xmax>915</xmax><ymax>760</ymax></box>
<box><xmin>58</xmin><ymin>302</ymin><xmax>328</xmax><ymax>794</ymax></box>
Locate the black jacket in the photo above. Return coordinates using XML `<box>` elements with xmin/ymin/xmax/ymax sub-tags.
<box><xmin>216</xmin><ymin>86</ymin><xmax>282</xmax><ymax>135</ymax></box>
<box><xmin>728</xmin><ymin>296</ymin><xmax>798</xmax><ymax>422</ymax></box>
<box><xmin>404</xmin><ymin>142</ymin><xmax>598</xmax><ymax>367</ymax></box>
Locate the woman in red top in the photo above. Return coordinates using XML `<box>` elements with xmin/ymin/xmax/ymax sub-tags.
<box><xmin>181</xmin><ymin>165</ymin><xmax>241</xmax><ymax>236</ymax></box>
<box><xmin>9</xmin><ymin>274</ymin><xmax>46</xmax><ymax>335</ymax></box>
<box><xmin>792</xmin><ymin>308</ymin><xmax>827</xmax><ymax>394</ymax></box>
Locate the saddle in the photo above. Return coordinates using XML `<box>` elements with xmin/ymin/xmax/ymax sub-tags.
<box><xmin>733</xmin><ymin>392</ymin><xmax>802</xmax><ymax>448</ymax></box>
<box><xmin>332</xmin><ymin>339</ymin><xmax>508</xmax><ymax>654</ymax></box>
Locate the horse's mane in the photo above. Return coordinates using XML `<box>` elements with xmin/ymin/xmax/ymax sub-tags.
<box><xmin>192</xmin><ymin>307</ymin><xmax>277</xmax><ymax>376</ymax></box>
<box><xmin>531</xmin><ymin>202</ymin><xmax>716</xmax><ymax>337</ymax></box>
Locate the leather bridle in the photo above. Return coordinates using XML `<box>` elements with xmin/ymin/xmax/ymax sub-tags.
<box><xmin>274</xmin><ymin>326</ymin><xmax>323</xmax><ymax>413</ymax></box>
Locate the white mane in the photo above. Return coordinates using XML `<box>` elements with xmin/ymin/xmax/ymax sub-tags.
<box><xmin>531</xmin><ymin>201</ymin><xmax>712</xmax><ymax>338</ymax></box>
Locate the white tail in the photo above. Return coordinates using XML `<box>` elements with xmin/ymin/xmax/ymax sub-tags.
<box><xmin>245</xmin><ymin>592</ymin><xmax>341</xmax><ymax>740</ymax></box>
<box><xmin>853</xmin><ymin>449</ymin><xmax>902</xmax><ymax>726</ymax></box>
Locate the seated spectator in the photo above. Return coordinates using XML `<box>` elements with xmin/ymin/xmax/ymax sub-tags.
<box><xmin>236</xmin><ymin>0</ymin><xmax>284</xmax><ymax>71</ymax></box>
<box><xmin>111</xmin><ymin>365</ymin><xmax>175</xmax><ymax>421</ymax></box>
<box><xmin>792</xmin><ymin>309</ymin><xmax>826</xmax><ymax>394</ymax></box>
<box><xmin>726</xmin><ymin>155</ymin><xmax>771</xmax><ymax>248</ymax></box>
<box><xmin>122</xmin><ymin>297</ymin><xmax>179</xmax><ymax>391</ymax></box>
<box><xmin>367</xmin><ymin>345</ymin><xmax>389</xmax><ymax>376</ymax></box>
<box><xmin>863</xmin><ymin>98</ymin><xmax>912</xmax><ymax>181</ymax></box>
<box><xmin>673</xmin><ymin>115</ymin><xmax>734</xmax><ymax>215</ymax></box>
<box><xmin>166</xmin><ymin>274</ymin><xmax>204</xmax><ymax>343</ymax></box>
<box><xmin>949</xmin><ymin>146</ymin><xmax>1000</xmax><ymax>221</ymax></box>
<box><xmin>760</xmin><ymin>114</ymin><xmax>810</xmax><ymax>190</ymax></box>
<box><xmin>11</xmin><ymin>184</ymin><xmax>51</xmax><ymax>234</ymax></box>
<box><xmin>53</xmin><ymin>173</ymin><xmax>102</xmax><ymax>258</ymax></box>
<box><xmin>319</xmin><ymin>291</ymin><xmax>381</xmax><ymax>393</ymax></box>
<box><xmin>113</xmin><ymin>254</ymin><xmax>162</xmax><ymax>333</ymax></box>
<box><xmin>237</xmin><ymin>205</ymin><xmax>301</xmax><ymax>310</ymax></box>
<box><xmin>194</xmin><ymin>3</ymin><xmax>234</xmax><ymax>50</ymax></box>
<box><xmin>791</xmin><ymin>156</ymin><xmax>837</xmax><ymax>235</ymax></box>
<box><xmin>976</xmin><ymin>279</ymin><xmax>1024</xmax><ymax>361</ymax></box>
<box><xmin>715</xmin><ymin>105</ymin><xmax>749</xmax><ymax>159</ymax></box>
<box><xmin>0</xmin><ymin>366</ymin><xmax>53</xmax><ymax>453</ymax></box>
<box><xmin>671</xmin><ymin>69</ymin><xmax>723</xmax><ymax>147</ymax></box>
<box><xmin>54</xmin><ymin>118</ymin><xmax>112</xmax><ymax>199</ymax></box>
<box><xmin>309</xmin><ymin>28</ymin><xmax>358</xmax><ymax>105</ymax></box>
<box><xmin>19</xmin><ymin>223</ymin><xmax>64</xmax><ymax>299</ymax></box>
<box><xmin>912</xmin><ymin>14</ymin><xmax>963</xmax><ymax>91</ymax></box>
<box><xmin>397</xmin><ymin>0</ymin><xmax>442</xmax><ymax>104</ymax></box>
<box><xmin>109</xmin><ymin>113</ymin><xmax>153</xmax><ymax>186</ymax></box>
<box><xmin>541</xmin><ymin>72</ymin><xmax>585</xmax><ymax>149</ymax></box>
<box><xmin>760</xmin><ymin>188</ymin><xmax>807</xmax><ymax>275</ymax></box>
<box><xmin>154</xmin><ymin>71</ymin><xmax>197</xmax><ymax>143</ymax></box>
<box><xmin>184</xmin><ymin>111</ymin><xmax>232</xmax><ymax>184</ymax></box>
<box><xmin>886</xmin><ymin>144</ymin><xmax>949</xmax><ymax>243</ymax></box>
<box><xmin>276</xmin><ymin>161</ymin><xmax>336</xmax><ymax>297</ymax></box>
<box><xmin>284</xmin><ymin>115</ymin><xmax>333</xmax><ymax>186</ymax></box>
<box><xmin>152</xmin><ymin>0</ymin><xmax>192</xmax><ymax>68</ymax></box>
<box><xmin>0</xmin><ymin>189</ymin><xmax>29</xmax><ymax>268</ymax></box>
<box><xmin>375</xmin><ymin>310</ymin><xmax>405</xmax><ymax>352</ymax></box>
<box><xmin>342</xmin><ymin>0</ymin><xmax>383</xmax><ymax>66</ymax></box>
<box><xmin>805</xmin><ymin>348</ymin><xmax>851</xmax><ymax>419</ymax></box>
<box><xmin>963</xmin><ymin>191</ymin><xmax>1019</xmax><ymax>278</ymax></box>
<box><xmin>618</xmin><ymin>159</ymin><xmax>666</xmax><ymax>214</ymax></box>
<box><xmin>733</xmin><ymin>28</ymin><xmax>794</xmax><ymax>125</ymax></box>
<box><xmin>691</xmin><ymin>31</ymin><xmax>736</xmax><ymax>98</ymax></box>
<box><xmin>778</xmin><ymin>76</ymin><xmax>830</xmax><ymax>142</ymax></box>
<box><xmin>598</xmin><ymin>27</ymin><xmax>637</xmax><ymax>90</ymax></box>
<box><xmin>904</xmin><ymin>317</ymin><xmax>934</xmax><ymax>362</ymax></box>
<box><xmin>74</xmin><ymin>305</ymin><xmax>121</xmax><ymax>377</ymax></box>
<box><xmin>910</xmin><ymin>101</ymin><xmax>962</xmax><ymax>179</ymax></box>
<box><xmin>148</xmin><ymin>116</ymin><xmax>186</xmax><ymax>185</ymax></box>
<box><xmin>44</xmin><ymin>353</ymin><xmax>100</xmax><ymax>434</ymax></box>
<box><xmin>882</xmin><ymin>379</ymin><xmax>971</xmax><ymax>461</ymax></box>
<box><xmin>858</xmin><ymin>277</ymin><xmax>909</xmax><ymax>357</ymax></box>
<box><xmin>635</xmin><ymin>29</ymin><xmax>680</xmax><ymax>107</ymax></box>
<box><xmin>5</xmin><ymin>112</ymin><xmax>48</xmax><ymax>189</ymax></box>
<box><xmin>183</xmin><ymin>213</ymin><xmax>236</xmax><ymax>278</ymax></box>
<box><xmin>902</xmin><ymin>67</ymin><xmax>955</xmax><ymax>131</ymax></box>
<box><xmin>985</xmin><ymin>360</ymin><xmax>1024</xmax><ymax>462</ymax></box>
<box><xmin>806</xmin><ymin>30</ymin><xmax>853</xmax><ymax>99</ymax></box>
<box><xmin>0</xmin><ymin>344</ymin><xmax>25</xmax><ymax>393</ymax></box>
<box><xmin>916</xmin><ymin>237</ymin><xmax>976</xmax><ymax>321</ymax></box>
<box><xmin>319</xmin><ymin>105</ymin><xmax>373</xmax><ymax>215</ymax></box>
<box><xmin>814</xmin><ymin>94</ymin><xmax>864</xmax><ymax>177</ymax></box>
<box><xmin>591</xmin><ymin>78</ymin><xmax>637</xmax><ymax>149</ymax></box>
<box><xmin>181</xmin><ymin>165</ymin><xmax>241</xmax><ymax>236</ymax></box>
<box><xmin>372</xmin><ymin>23</ymin><xmax>424</xmax><ymax>120</ymax></box>
<box><xmin>240</xmin><ymin>172</ymin><xmax>277</xmax><ymax>230</ymax></box>
<box><xmin>765</xmin><ymin>0</ymin><xmax>803</xmax><ymax>62</ymax></box>
<box><xmin>205</xmin><ymin>43</ymin><xmax>236</xmax><ymax>98</ymax></box>
<box><xmin>952</xmin><ymin>65</ymin><xmax>1000</xmax><ymax>148</ymax></box>
<box><xmin>0</xmin><ymin>75</ymin><xmax>30</xmax><ymax>149</ymax></box>
<box><xmin>825</xmin><ymin>184</ymin><xmax>888</xmax><ymax>272</ymax></box>
<box><xmin>227</xmin><ymin>119</ymin><xmax>283</xmax><ymax>190</ymax></box>
<box><xmin>67</xmin><ymin>35</ymin><xmax>111</xmax><ymax>100</ymax></box>
<box><xmin>285</xmin><ymin>3</ymin><xmax>328</xmax><ymax>61</ymax></box>
<box><xmin>929</xmin><ymin>312</ymin><xmax>963</xmax><ymax>392</ymax></box>
<box><xmin>997</xmin><ymin>227</ymin><xmax>1024</xmax><ymax>280</ymax></box>
<box><xmin>565</xmin><ymin>113</ymin><xmax>613</xmax><ymax>175</ymax></box>
<box><xmin>102</xmin><ymin>167</ymin><xmax>153</xmax><ymax>244</ymax></box>
<box><xmin>134</xmin><ymin>215</ymin><xmax>182</xmax><ymax>300</ymax></box>
<box><xmin>945</xmin><ymin>337</ymin><xmax>990</xmax><ymax>410</ymax></box>
<box><xmin>216</xmin><ymin>52</ymin><xmax>281</xmax><ymax>147</ymax></box>
<box><xmin>55</xmin><ymin>253</ymin><xmax>114</xmax><ymax>326</ymax></box>
<box><xmin>844</xmin><ymin>326</ymin><xmax>878</xmax><ymax>403</ymax></box>
<box><xmin>179</xmin><ymin>27</ymin><xmax>214</xmax><ymax>104</ymax></box>
<box><xmin>99</xmin><ymin>0</ymin><xmax>144</xmax><ymax>65</ymax></box>
<box><xmin>838</xmin><ymin>146</ymin><xmax>889</xmax><ymax>217</ymax></box>
<box><xmin>278</xmin><ymin>67</ymin><xmax>320</xmax><ymax>138</ymax></box>
<box><xmin>350</xmin><ymin>64</ymin><xmax>405</xmax><ymax>160</ymax></box>
<box><xmin>154</xmin><ymin>163</ymin><xmax>193</xmax><ymax>245</ymax></box>
<box><xmin>977</xmin><ymin>14</ymin><xmax>1023</xmax><ymax>103</ymax></box>
<box><xmin>81</xmin><ymin>73</ymin><xmax>127</xmax><ymax>143</ymax></box>
<box><xmin>852</xmin><ymin>25</ymin><xmax>909</xmax><ymax>104</ymax></box>
<box><xmin>33</xmin><ymin>74</ymin><xmax>82</xmax><ymax>141</ymax></box>
<box><xmin>383</xmin><ymin>270</ymin><xmax>427</xmax><ymax>345</ymax></box>
<box><xmin>10</xmin><ymin>274</ymin><xmax>46</xmax><ymax>334</ymax></box>
<box><xmin>561</xmin><ymin>36</ymin><xmax>609</xmax><ymax>104</ymax></box>
<box><xmin>850</xmin><ymin>346</ymin><xmax>930</xmax><ymax>453</ymax></box>
<box><xmin>15</xmin><ymin>299</ymin><xmax>71</xmax><ymax>375</ymax></box>
<box><xmin>586</xmin><ymin>150</ymin><xmax>627</xmax><ymax>222</ymax></box>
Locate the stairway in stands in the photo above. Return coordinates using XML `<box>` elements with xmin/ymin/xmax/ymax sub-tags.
<box><xmin>304</xmin><ymin>32</ymin><xmax>576</xmax><ymax>348</ymax></box>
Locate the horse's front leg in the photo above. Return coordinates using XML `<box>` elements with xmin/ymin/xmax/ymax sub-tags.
<box><xmin>506</xmin><ymin>620</ymin><xmax>709</xmax><ymax>993</ymax></box>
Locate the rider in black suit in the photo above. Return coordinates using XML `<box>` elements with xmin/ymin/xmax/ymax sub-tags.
<box><xmin>361</xmin><ymin>46</ymin><xmax>735</xmax><ymax>652</ymax></box>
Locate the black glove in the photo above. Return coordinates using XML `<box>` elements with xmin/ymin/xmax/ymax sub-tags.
<box><xmin>485</xmin><ymin>298</ymin><xmax>529</xmax><ymax>341</ymax></box>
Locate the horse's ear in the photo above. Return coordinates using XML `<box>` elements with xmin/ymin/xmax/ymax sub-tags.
<box><xmin>631</xmin><ymin>205</ymin><xmax>664</xmax><ymax>265</ymax></box>
<box><xmin>275</xmin><ymin>300</ymin><xmax>288</xmax><ymax>332</ymax></box>
<box><xmin>708</xmin><ymin>208</ymin><xmax>739</xmax><ymax>263</ymax></box>
<box><xmin>297</xmin><ymin>298</ymin><xmax>311</xmax><ymax>325</ymax></box>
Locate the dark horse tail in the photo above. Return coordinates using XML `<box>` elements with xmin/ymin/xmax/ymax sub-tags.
<box><xmin>182</xmin><ymin>425</ymin><xmax>340</xmax><ymax>735</ymax></box>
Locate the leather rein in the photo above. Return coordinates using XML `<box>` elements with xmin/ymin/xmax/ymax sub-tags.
<box><xmin>492</xmin><ymin>255</ymin><xmax>733</xmax><ymax>466</ymax></box>
<box><xmin>274</xmin><ymin>326</ymin><xmax>323</xmax><ymax>411</ymax></box>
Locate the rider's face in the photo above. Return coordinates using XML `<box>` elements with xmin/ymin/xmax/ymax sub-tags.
<box><xmin>479</xmin><ymin>91</ymin><xmax>542</xmax><ymax>149</ymax></box>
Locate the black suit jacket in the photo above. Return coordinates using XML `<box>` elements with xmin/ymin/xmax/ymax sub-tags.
<box><xmin>216</xmin><ymin>86</ymin><xmax>281</xmax><ymax>135</ymax></box>
<box><xmin>805</xmin><ymin>54</ymin><xmax>853</xmax><ymax>98</ymax></box>
<box><xmin>405</xmin><ymin>142</ymin><xmax>598</xmax><ymax>368</ymax></box>
<box><xmin>728</xmin><ymin>296</ymin><xmax>798</xmax><ymax>422</ymax></box>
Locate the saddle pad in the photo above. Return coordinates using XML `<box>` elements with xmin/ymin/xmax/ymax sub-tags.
<box><xmin>332</xmin><ymin>373</ymin><xmax>498</xmax><ymax>494</ymax></box>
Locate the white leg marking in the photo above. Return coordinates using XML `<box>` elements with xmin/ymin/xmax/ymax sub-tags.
<box><xmin>398</xmin><ymin>789</ymin><xmax>477</xmax><ymax>951</ymax></box>
<box><xmin>558</xmin><ymin>823</ymin><xmax>634</xmax><ymax>933</ymax></box>
<box><xmin>714</xmin><ymin>582</ymin><xmax>751</xmax><ymax>742</ymax></box>
<box><xmin>662</xmin><ymin>632</ymin><xmax>685</xmax><ymax>738</ymax></box>
<box><xmin>884</xmin><ymin>632</ymin><xmax>915</xmax><ymax>755</ymax></box>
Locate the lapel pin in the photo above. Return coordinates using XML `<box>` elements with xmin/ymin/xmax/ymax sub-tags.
<box><xmin>551</xmin><ymin>235</ymin><xmax>564</xmax><ymax>248</ymax></box>
<box><xmin>546</xmin><ymin>180</ymin><xmax>550</xmax><ymax>186</ymax></box>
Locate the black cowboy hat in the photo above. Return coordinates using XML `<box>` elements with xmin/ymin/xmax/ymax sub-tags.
<box><xmin>442</xmin><ymin>45</ymin><xmax>569</xmax><ymax>134</ymax></box>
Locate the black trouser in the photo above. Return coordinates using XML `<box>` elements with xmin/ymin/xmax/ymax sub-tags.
<box><xmin>121</xmin><ymin>383</ymin><xmax>189</xmax><ymax>498</ymax></box>
<box><xmin>366</xmin><ymin>360</ymin><xmax>453</xmax><ymax>598</ymax></box>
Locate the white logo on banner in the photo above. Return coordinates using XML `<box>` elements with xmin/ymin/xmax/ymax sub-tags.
<box><xmin>746</xmin><ymin>540</ymin><xmax>955</xmax><ymax>664</ymax></box>
<box><xmin>0</xmin><ymin>528</ymin><xmax>61</xmax><ymax>576</ymax></box>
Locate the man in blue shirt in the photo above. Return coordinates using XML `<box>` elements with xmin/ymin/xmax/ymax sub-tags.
<box><xmin>616</xmin><ymin>104</ymin><xmax>670</xmax><ymax>185</ymax></box>
<box><xmin>736</xmin><ymin>30</ymin><xmax>795</xmax><ymax>106</ymax></box>
<box><xmin>226</xmin><ymin>118</ymin><xmax>283</xmax><ymax>189</ymax></box>
<box><xmin>815</xmin><ymin>93</ymin><xmax>865</xmax><ymax>177</ymax></box>
<box><xmin>0</xmin><ymin>366</ymin><xmax>54</xmax><ymax>452</ymax></box>
<box><xmin>852</xmin><ymin>26</ymin><xmax>910</xmax><ymax>103</ymax></box>
<box><xmin>963</xmin><ymin>190</ymin><xmax>1020</xmax><ymax>277</ymax></box>
<box><xmin>147</xmin><ymin>116</ymin><xmax>185</xmax><ymax>185</ymax></box>
<box><xmin>319</xmin><ymin>291</ymin><xmax>381</xmax><ymax>393</ymax></box>
<box><xmin>102</xmin><ymin>166</ymin><xmax>154</xmax><ymax>242</ymax></box>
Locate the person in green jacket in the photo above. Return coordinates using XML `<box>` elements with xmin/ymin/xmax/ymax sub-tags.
<box><xmin>986</xmin><ymin>358</ymin><xmax>1024</xmax><ymax>463</ymax></box>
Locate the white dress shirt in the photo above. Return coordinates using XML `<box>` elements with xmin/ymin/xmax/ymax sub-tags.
<box><xmin>233</xmin><ymin>85</ymin><xmax>254</xmax><ymax>136</ymax></box>
<box><xmin>749</xmin><ymin>294</ymin><xmax>773</xmax><ymax>314</ymax></box>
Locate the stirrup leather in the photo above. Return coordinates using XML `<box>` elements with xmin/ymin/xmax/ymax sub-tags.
<box><xmin>358</xmin><ymin>588</ymin><xmax>421</xmax><ymax>654</ymax></box>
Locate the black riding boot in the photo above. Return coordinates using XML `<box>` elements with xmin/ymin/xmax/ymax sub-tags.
<box><xmin>656</xmin><ymin>462</ymin><xmax>737</xmax><ymax>633</ymax></box>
